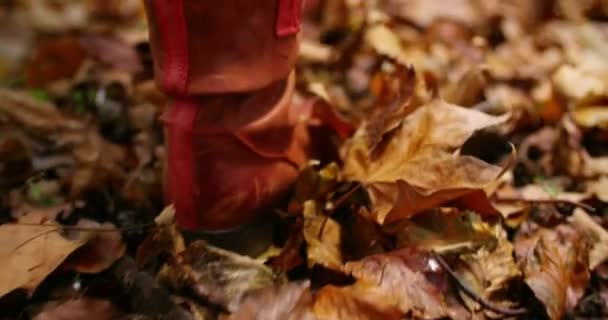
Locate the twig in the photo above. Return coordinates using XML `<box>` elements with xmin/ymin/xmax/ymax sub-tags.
<box><xmin>493</xmin><ymin>197</ymin><xmax>595</xmax><ymax>212</ymax></box>
<box><xmin>432</xmin><ymin>252</ymin><xmax>528</xmax><ymax>317</ymax></box>
<box><xmin>328</xmin><ymin>183</ymin><xmax>362</xmax><ymax>213</ymax></box>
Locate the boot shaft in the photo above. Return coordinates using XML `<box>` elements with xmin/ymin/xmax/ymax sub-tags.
<box><xmin>143</xmin><ymin>0</ymin><xmax>302</xmax><ymax>95</ymax></box>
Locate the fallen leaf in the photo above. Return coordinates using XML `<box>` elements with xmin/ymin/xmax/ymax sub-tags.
<box><xmin>517</xmin><ymin>225</ymin><xmax>590</xmax><ymax>320</ymax></box>
<box><xmin>553</xmin><ymin>65</ymin><xmax>606</xmax><ymax>103</ymax></box>
<box><xmin>571</xmin><ymin>106</ymin><xmax>608</xmax><ymax>129</ymax></box>
<box><xmin>303</xmin><ymin>200</ymin><xmax>343</xmax><ymax>270</ymax></box>
<box><xmin>79</xmin><ymin>35</ymin><xmax>143</xmax><ymax>73</ymax></box>
<box><xmin>70</xmin><ymin>129</ymin><xmax>128</xmax><ymax>198</ymax></box>
<box><xmin>268</xmin><ymin>222</ymin><xmax>305</xmax><ymax>273</ymax></box>
<box><xmin>312</xmin><ymin>285</ymin><xmax>402</xmax><ymax>320</ymax></box>
<box><xmin>365</xmin><ymin>24</ymin><xmax>409</xmax><ymax>65</ymax></box>
<box><xmin>25</xmin><ymin>36</ymin><xmax>87</xmax><ymax>87</ymax></box>
<box><xmin>341</xmin><ymin>249</ymin><xmax>451</xmax><ymax>319</ymax></box>
<box><xmin>396</xmin><ymin>209</ymin><xmax>496</xmax><ymax>254</ymax></box>
<box><xmin>33</xmin><ymin>298</ymin><xmax>127</xmax><ymax>320</ymax></box>
<box><xmin>0</xmin><ymin>212</ymin><xmax>91</xmax><ymax>298</ymax></box>
<box><xmin>227</xmin><ymin>281</ymin><xmax>317</xmax><ymax>320</ymax></box>
<box><xmin>568</xmin><ymin>208</ymin><xmax>608</xmax><ymax>269</ymax></box>
<box><xmin>0</xmin><ymin>88</ymin><xmax>83</xmax><ymax>134</ymax></box>
<box><xmin>342</xmin><ymin>98</ymin><xmax>509</xmax><ymax>224</ymax></box>
<box><xmin>60</xmin><ymin>220</ymin><xmax>126</xmax><ymax>274</ymax></box>
<box><xmin>162</xmin><ymin>241</ymin><xmax>284</xmax><ymax>313</ymax></box>
<box><xmin>455</xmin><ymin>225</ymin><xmax>521</xmax><ymax>311</ymax></box>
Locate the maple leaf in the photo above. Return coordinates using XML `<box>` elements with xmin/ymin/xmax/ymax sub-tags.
<box><xmin>342</xmin><ymin>98</ymin><xmax>509</xmax><ymax>224</ymax></box>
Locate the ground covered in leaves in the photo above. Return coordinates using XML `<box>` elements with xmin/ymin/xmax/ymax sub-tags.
<box><xmin>1</xmin><ymin>0</ymin><xmax>608</xmax><ymax>319</ymax></box>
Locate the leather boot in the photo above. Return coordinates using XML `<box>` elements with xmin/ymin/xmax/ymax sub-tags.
<box><xmin>164</xmin><ymin>73</ymin><xmax>310</xmax><ymax>232</ymax></box>
<box><xmin>143</xmin><ymin>0</ymin><xmax>309</xmax><ymax>236</ymax></box>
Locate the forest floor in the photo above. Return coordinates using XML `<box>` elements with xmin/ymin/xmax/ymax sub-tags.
<box><xmin>0</xmin><ymin>1</ymin><xmax>607</xmax><ymax>319</ymax></box>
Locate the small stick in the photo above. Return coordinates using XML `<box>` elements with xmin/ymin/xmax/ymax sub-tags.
<box><xmin>432</xmin><ymin>252</ymin><xmax>528</xmax><ymax>317</ymax></box>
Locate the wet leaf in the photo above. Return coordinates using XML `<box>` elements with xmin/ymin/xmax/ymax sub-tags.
<box><xmin>342</xmin><ymin>98</ymin><xmax>509</xmax><ymax>224</ymax></box>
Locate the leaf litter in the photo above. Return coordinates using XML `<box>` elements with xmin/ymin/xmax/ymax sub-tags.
<box><xmin>1</xmin><ymin>0</ymin><xmax>608</xmax><ymax>319</ymax></box>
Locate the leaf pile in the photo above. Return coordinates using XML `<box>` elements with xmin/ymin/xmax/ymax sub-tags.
<box><xmin>1</xmin><ymin>0</ymin><xmax>608</xmax><ymax>319</ymax></box>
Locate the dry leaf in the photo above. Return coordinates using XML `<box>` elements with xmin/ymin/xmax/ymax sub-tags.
<box><xmin>341</xmin><ymin>249</ymin><xmax>451</xmax><ymax>319</ymax></box>
<box><xmin>162</xmin><ymin>241</ymin><xmax>284</xmax><ymax>313</ymax></box>
<box><xmin>303</xmin><ymin>200</ymin><xmax>343</xmax><ymax>270</ymax></box>
<box><xmin>33</xmin><ymin>298</ymin><xmax>127</xmax><ymax>320</ymax></box>
<box><xmin>517</xmin><ymin>225</ymin><xmax>590</xmax><ymax>320</ymax></box>
<box><xmin>0</xmin><ymin>88</ymin><xmax>83</xmax><ymax>134</ymax></box>
<box><xmin>227</xmin><ymin>282</ymin><xmax>317</xmax><ymax>320</ymax></box>
<box><xmin>312</xmin><ymin>285</ymin><xmax>402</xmax><ymax>320</ymax></box>
<box><xmin>60</xmin><ymin>220</ymin><xmax>126</xmax><ymax>274</ymax></box>
<box><xmin>568</xmin><ymin>208</ymin><xmax>608</xmax><ymax>270</ymax></box>
<box><xmin>0</xmin><ymin>213</ymin><xmax>91</xmax><ymax>298</ymax></box>
<box><xmin>396</xmin><ymin>209</ymin><xmax>496</xmax><ymax>254</ymax></box>
<box><xmin>342</xmin><ymin>98</ymin><xmax>508</xmax><ymax>224</ymax></box>
<box><xmin>456</xmin><ymin>225</ymin><xmax>521</xmax><ymax>312</ymax></box>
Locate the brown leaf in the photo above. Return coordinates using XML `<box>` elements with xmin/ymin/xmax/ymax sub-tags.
<box><xmin>61</xmin><ymin>220</ymin><xmax>126</xmax><ymax>274</ymax></box>
<box><xmin>0</xmin><ymin>136</ymin><xmax>32</xmax><ymax>190</ymax></box>
<box><xmin>341</xmin><ymin>249</ymin><xmax>451</xmax><ymax>319</ymax></box>
<box><xmin>517</xmin><ymin>225</ymin><xmax>590</xmax><ymax>320</ymax></box>
<box><xmin>568</xmin><ymin>208</ymin><xmax>608</xmax><ymax>270</ymax></box>
<box><xmin>312</xmin><ymin>285</ymin><xmax>402</xmax><ymax>320</ymax></box>
<box><xmin>268</xmin><ymin>223</ymin><xmax>305</xmax><ymax>273</ymax></box>
<box><xmin>342</xmin><ymin>99</ymin><xmax>508</xmax><ymax>224</ymax></box>
<box><xmin>396</xmin><ymin>209</ymin><xmax>497</xmax><ymax>254</ymax></box>
<box><xmin>25</xmin><ymin>36</ymin><xmax>87</xmax><ymax>87</ymax></box>
<box><xmin>79</xmin><ymin>36</ymin><xmax>143</xmax><ymax>73</ymax></box>
<box><xmin>70</xmin><ymin>129</ymin><xmax>127</xmax><ymax>198</ymax></box>
<box><xmin>227</xmin><ymin>282</ymin><xmax>317</xmax><ymax>320</ymax></box>
<box><xmin>33</xmin><ymin>298</ymin><xmax>127</xmax><ymax>320</ymax></box>
<box><xmin>136</xmin><ymin>206</ymin><xmax>186</xmax><ymax>267</ymax></box>
<box><xmin>162</xmin><ymin>241</ymin><xmax>284</xmax><ymax>313</ymax></box>
<box><xmin>303</xmin><ymin>201</ymin><xmax>343</xmax><ymax>270</ymax></box>
<box><xmin>0</xmin><ymin>213</ymin><xmax>91</xmax><ymax>298</ymax></box>
<box><xmin>0</xmin><ymin>88</ymin><xmax>83</xmax><ymax>135</ymax></box>
<box><xmin>455</xmin><ymin>225</ymin><xmax>521</xmax><ymax>312</ymax></box>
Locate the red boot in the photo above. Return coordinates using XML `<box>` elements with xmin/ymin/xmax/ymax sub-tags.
<box><xmin>144</xmin><ymin>0</ymin><xmax>308</xmax><ymax>232</ymax></box>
